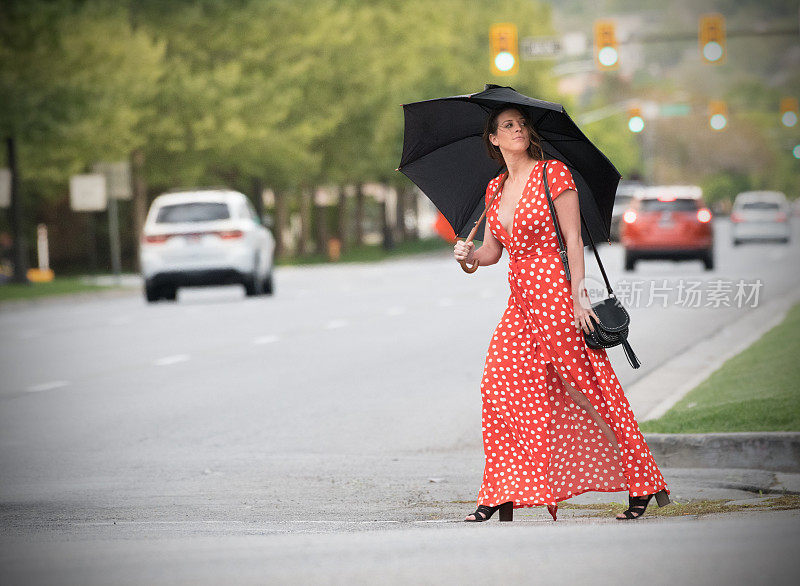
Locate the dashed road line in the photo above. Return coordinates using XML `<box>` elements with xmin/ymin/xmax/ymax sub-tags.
<box><xmin>27</xmin><ymin>380</ymin><xmax>69</xmax><ymax>393</ymax></box>
<box><xmin>154</xmin><ymin>354</ymin><xmax>191</xmax><ymax>366</ymax></box>
<box><xmin>253</xmin><ymin>335</ymin><xmax>280</xmax><ymax>345</ymax></box>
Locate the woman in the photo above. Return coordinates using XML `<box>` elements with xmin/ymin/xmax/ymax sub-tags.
<box><xmin>453</xmin><ymin>105</ymin><xmax>671</xmax><ymax>522</ymax></box>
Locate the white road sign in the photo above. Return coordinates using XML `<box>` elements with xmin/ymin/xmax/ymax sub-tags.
<box><xmin>92</xmin><ymin>161</ymin><xmax>132</xmax><ymax>200</ymax></box>
<box><xmin>0</xmin><ymin>168</ymin><xmax>10</xmax><ymax>208</ymax></box>
<box><xmin>521</xmin><ymin>37</ymin><xmax>562</xmax><ymax>59</ymax></box>
<box><xmin>70</xmin><ymin>174</ymin><xmax>107</xmax><ymax>211</ymax></box>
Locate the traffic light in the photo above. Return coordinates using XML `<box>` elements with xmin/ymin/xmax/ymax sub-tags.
<box><xmin>490</xmin><ymin>23</ymin><xmax>519</xmax><ymax>76</ymax></box>
<box><xmin>594</xmin><ymin>20</ymin><xmax>618</xmax><ymax>70</ymax></box>
<box><xmin>699</xmin><ymin>13</ymin><xmax>726</xmax><ymax>64</ymax></box>
<box><xmin>627</xmin><ymin>106</ymin><xmax>644</xmax><ymax>133</ymax></box>
<box><xmin>708</xmin><ymin>100</ymin><xmax>728</xmax><ymax>130</ymax></box>
<box><xmin>780</xmin><ymin>97</ymin><xmax>798</xmax><ymax>128</ymax></box>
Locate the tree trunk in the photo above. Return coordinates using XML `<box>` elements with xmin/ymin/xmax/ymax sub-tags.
<box><xmin>130</xmin><ymin>149</ymin><xmax>148</xmax><ymax>272</ymax></box>
<box><xmin>313</xmin><ymin>193</ymin><xmax>327</xmax><ymax>256</ymax></box>
<box><xmin>274</xmin><ymin>189</ymin><xmax>288</xmax><ymax>259</ymax></box>
<box><xmin>6</xmin><ymin>136</ymin><xmax>28</xmax><ymax>283</ymax></box>
<box><xmin>354</xmin><ymin>183</ymin><xmax>364</xmax><ymax>247</ymax></box>
<box><xmin>336</xmin><ymin>185</ymin><xmax>347</xmax><ymax>253</ymax></box>
<box><xmin>298</xmin><ymin>185</ymin><xmax>312</xmax><ymax>256</ymax></box>
<box><xmin>396</xmin><ymin>185</ymin><xmax>407</xmax><ymax>243</ymax></box>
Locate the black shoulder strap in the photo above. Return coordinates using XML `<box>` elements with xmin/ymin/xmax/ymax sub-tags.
<box><xmin>543</xmin><ymin>162</ymin><xmax>615</xmax><ymax>297</ymax></box>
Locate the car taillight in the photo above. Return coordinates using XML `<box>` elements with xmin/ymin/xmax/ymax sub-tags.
<box><xmin>623</xmin><ymin>210</ymin><xmax>637</xmax><ymax>224</ymax></box>
<box><xmin>730</xmin><ymin>212</ymin><xmax>742</xmax><ymax>223</ymax></box>
<box><xmin>216</xmin><ymin>230</ymin><xmax>244</xmax><ymax>239</ymax></box>
<box><xmin>143</xmin><ymin>234</ymin><xmax>170</xmax><ymax>244</ymax></box>
<box><xmin>696</xmin><ymin>208</ymin><xmax>712</xmax><ymax>223</ymax></box>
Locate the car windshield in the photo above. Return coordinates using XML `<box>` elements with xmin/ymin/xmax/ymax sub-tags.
<box><xmin>740</xmin><ymin>202</ymin><xmax>780</xmax><ymax>211</ymax></box>
<box><xmin>640</xmin><ymin>198</ymin><xmax>698</xmax><ymax>212</ymax></box>
<box><xmin>156</xmin><ymin>202</ymin><xmax>230</xmax><ymax>223</ymax></box>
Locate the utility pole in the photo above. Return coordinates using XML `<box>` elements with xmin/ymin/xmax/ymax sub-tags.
<box><xmin>6</xmin><ymin>137</ymin><xmax>28</xmax><ymax>284</ymax></box>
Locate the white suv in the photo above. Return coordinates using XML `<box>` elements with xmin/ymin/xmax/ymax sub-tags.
<box><xmin>140</xmin><ymin>189</ymin><xmax>275</xmax><ymax>302</ymax></box>
<box><xmin>731</xmin><ymin>190</ymin><xmax>791</xmax><ymax>245</ymax></box>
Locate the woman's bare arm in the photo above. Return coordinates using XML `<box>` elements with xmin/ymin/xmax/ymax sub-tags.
<box><xmin>471</xmin><ymin>222</ymin><xmax>504</xmax><ymax>266</ymax></box>
<box><xmin>553</xmin><ymin>189</ymin><xmax>598</xmax><ymax>332</ymax></box>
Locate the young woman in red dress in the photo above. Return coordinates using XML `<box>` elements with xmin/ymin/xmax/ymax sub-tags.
<box><xmin>453</xmin><ymin>105</ymin><xmax>671</xmax><ymax>522</ymax></box>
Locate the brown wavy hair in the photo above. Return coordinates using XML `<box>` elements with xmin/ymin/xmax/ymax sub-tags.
<box><xmin>483</xmin><ymin>104</ymin><xmax>545</xmax><ymax>165</ymax></box>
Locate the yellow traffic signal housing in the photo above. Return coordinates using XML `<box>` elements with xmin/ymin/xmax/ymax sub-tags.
<box><xmin>699</xmin><ymin>13</ymin><xmax>726</xmax><ymax>64</ymax></box>
<box><xmin>627</xmin><ymin>106</ymin><xmax>644</xmax><ymax>133</ymax></box>
<box><xmin>780</xmin><ymin>97</ymin><xmax>798</xmax><ymax>128</ymax></box>
<box><xmin>708</xmin><ymin>100</ymin><xmax>728</xmax><ymax>131</ymax></box>
<box><xmin>490</xmin><ymin>23</ymin><xmax>519</xmax><ymax>76</ymax></box>
<box><xmin>594</xmin><ymin>20</ymin><xmax>619</xmax><ymax>71</ymax></box>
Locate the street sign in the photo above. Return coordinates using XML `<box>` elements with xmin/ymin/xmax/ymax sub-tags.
<box><xmin>659</xmin><ymin>103</ymin><xmax>691</xmax><ymax>117</ymax></box>
<box><xmin>521</xmin><ymin>36</ymin><xmax>562</xmax><ymax>59</ymax></box>
<box><xmin>92</xmin><ymin>161</ymin><xmax>131</xmax><ymax>200</ymax></box>
<box><xmin>0</xmin><ymin>168</ymin><xmax>10</xmax><ymax>208</ymax></box>
<box><xmin>70</xmin><ymin>174</ymin><xmax>107</xmax><ymax>211</ymax></box>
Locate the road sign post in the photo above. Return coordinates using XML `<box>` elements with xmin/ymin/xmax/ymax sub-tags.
<box><xmin>93</xmin><ymin>162</ymin><xmax>131</xmax><ymax>284</ymax></box>
<box><xmin>70</xmin><ymin>173</ymin><xmax>107</xmax><ymax>277</ymax></box>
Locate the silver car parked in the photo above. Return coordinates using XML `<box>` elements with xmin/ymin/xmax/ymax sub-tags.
<box><xmin>140</xmin><ymin>189</ymin><xmax>275</xmax><ymax>302</ymax></box>
<box><xmin>731</xmin><ymin>191</ymin><xmax>791</xmax><ymax>246</ymax></box>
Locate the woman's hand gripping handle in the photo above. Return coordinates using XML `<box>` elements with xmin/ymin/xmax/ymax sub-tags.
<box><xmin>453</xmin><ymin>239</ymin><xmax>478</xmax><ymax>273</ymax></box>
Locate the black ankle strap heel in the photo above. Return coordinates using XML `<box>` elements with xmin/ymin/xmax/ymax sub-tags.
<box><xmin>465</xmin><ymin>501</ymin><xmax>514</xmax><ymax>522</ymax></box>
<box><xmin>616</xmin><ymin>489</ymin><xmax>670</xmax><ymax>520</ymax></box>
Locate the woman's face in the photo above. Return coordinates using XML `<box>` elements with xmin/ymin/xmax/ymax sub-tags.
<box><xmin>489</xmin><ymin>108</ymin><xmax>531</xmax><ymax>156</ymax></box>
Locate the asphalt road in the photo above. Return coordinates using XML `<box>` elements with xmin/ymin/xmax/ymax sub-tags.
<box><xmin>1</xmin><ymin>217</ymin><xmax>799</xmax><ymax>584</ymax></box>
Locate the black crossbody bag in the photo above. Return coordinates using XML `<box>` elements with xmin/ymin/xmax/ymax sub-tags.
<box><xmin>542</xmin><ymin>162</ymin><xmax>641</xmax><ymax>369</ymax></box>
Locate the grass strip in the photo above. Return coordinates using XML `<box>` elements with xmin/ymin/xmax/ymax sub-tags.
<box><xmin>276</xmin><ymin>237</ymin><xmax>451</xmax><ymax>266</ymax></box>
<box><xmin>0</xmin><ymin>277</ymin><xmax>113</xmax><ymax>302</ymax></box>
<box><xmin>639</xmin><ymin>300</ymin><xmax>800</xmax><ymax>433</ymax></box>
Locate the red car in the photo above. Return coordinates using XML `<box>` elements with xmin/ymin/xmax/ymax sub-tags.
<box><xmin>620</xmin><ymin>186</ymin><xmax>714</xmax><ymax>271</ymax></box>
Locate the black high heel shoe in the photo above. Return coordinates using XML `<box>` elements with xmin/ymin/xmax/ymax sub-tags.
<box><xmin>464</xmin><ymin>501</ymin><xmax>513</xmax><ymax>522</ymax></box>
<box><xmin>616</xmin><ymin>489</ymin><xmax>671</xmax><ymax>520</ymax></box>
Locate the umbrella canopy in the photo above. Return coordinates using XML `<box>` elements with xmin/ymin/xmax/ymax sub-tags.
<box><xmin>397</xmin><ymin>84</ymin><xmax>622</xmax><ymax>244</ymax></box>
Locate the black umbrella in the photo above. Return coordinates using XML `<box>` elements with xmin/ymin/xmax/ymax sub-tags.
<box><xmin>397</xmin><ymin>84</ymin><xmax>622</xmax><ymax>271</ymax></box>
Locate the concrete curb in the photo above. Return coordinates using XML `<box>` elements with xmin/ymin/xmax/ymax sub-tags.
<box><xmin>644</xmin><ymin>432</ymin><xmax>800</xmax><ymax>473</ymax></box>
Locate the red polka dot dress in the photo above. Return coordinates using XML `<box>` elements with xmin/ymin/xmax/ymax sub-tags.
<box><xmin>476</xmin><ymin>159</ymin><xmax>669</xmax><ymax>511</ymax></box>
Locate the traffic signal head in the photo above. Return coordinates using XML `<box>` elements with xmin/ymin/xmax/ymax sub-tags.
<box><xmin>708</xmin><ymin>100</ymin><xmax>728</xmax><ymax>130</ymax></box>
<box><xmin>627</xmin><ymin>107</ymin><xmax>644</xmax><ymax>133</ymax></box>
<box><xmin>490</xmin><ymin>23</ymin><xmax>519</xmax><ymax>76</ymax></box>
<box><xmin>699</xmin><ymin>13</ymin><xmax>726</xmax><ymax>64</ymax></box>
<box><xmin>780</xmin><ymin>97</ymin><xmax>798</xmax><ymax>128</ymax></box>
<box><xmin>594</xmin><ymin>20</ymin><xmax>618</xmax><ymax>70</ymax></box>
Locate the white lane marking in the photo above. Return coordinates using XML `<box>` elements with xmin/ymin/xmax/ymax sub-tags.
<box><xmin>386</xmin><ymin>306</ymin><xmax>406</xmax><ymax>316</ymax></box>
<box><xmin>27</xmin><ymin>380</ymin><xmax>69</xmax><ymax>393</ymax></box>
<box><xmin>253</xmin><ymin>335</ymin><xmax>280</xmax><ymax>345</ymax></box>
<box><xmin>325</xmin><ymin>319</ymin><xmax>348</xmax><ymax>329</ymax></box>
<box><xmin>154</xmin><ymin>354</ymin><xmax>190</xmax><ymax>366</ymax></box>
<box><xmin>437</xmin><ymin>297</ymin><xmax>453</xmax><ymax>307</ymax></box>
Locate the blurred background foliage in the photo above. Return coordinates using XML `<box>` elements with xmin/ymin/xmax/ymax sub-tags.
<box><xmin>0</xmin><ymin>0</ymin><xmax>798</xmax><ymax>270</ymax></box>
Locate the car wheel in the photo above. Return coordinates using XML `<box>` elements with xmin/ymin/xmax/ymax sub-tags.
<box><xmin>262</xmin><ymin>271</ymin><xmax>274</xmax><ymax>295</ymax></box>
<box><xmin>244</xmin><ymin>273</ymin><xmax>259</xmax><ymax>296</ymax></box>
<box><xmin>145</xmin><ymin>281</ymin><xmax>160</xmax><ymax>303</ymax></box>
<box><xmin>703</xmin><ymin>252</ymin><xmax>715</xmax><ymax>271</ymax></box>
<box><xmin>624</xmin><ymin>253</ymin><xmax>636</xmax><ymax>271</ymax></box>
<box><xmin>163</xmin><ymin>285</ymin><xmax>178</xmax><ymax>301</ymax></box>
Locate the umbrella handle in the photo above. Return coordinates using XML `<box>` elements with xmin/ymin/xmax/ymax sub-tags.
<box><xmin>459</xmin><ymin>258</ymin><xmax>479</xmax><ymax>273</ymax></box>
